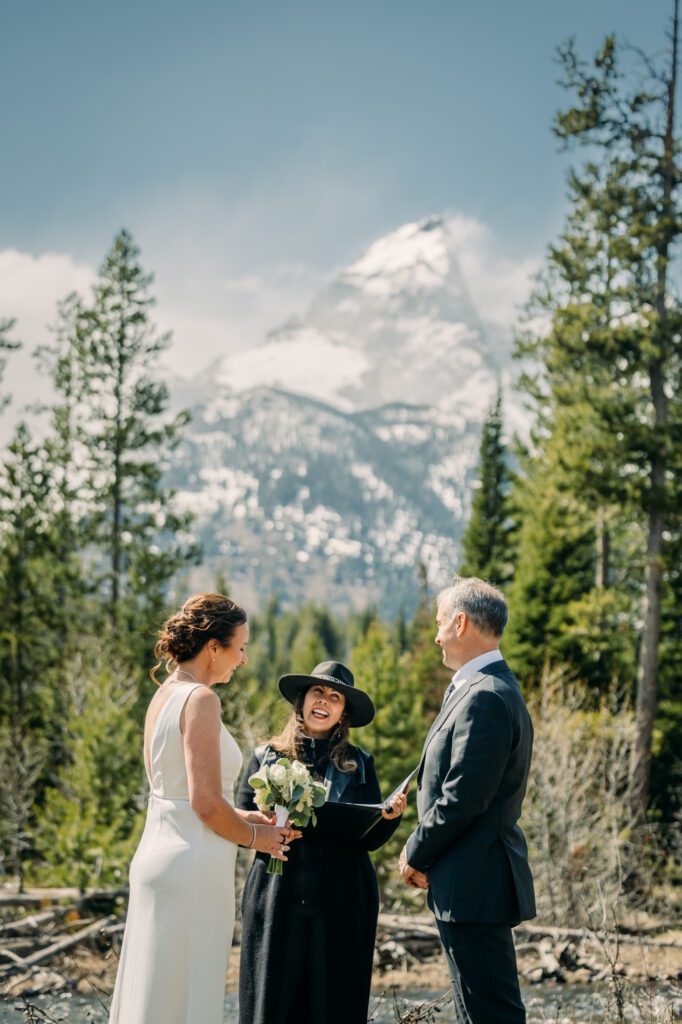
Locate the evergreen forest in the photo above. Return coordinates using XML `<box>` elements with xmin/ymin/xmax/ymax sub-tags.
<box><xmin>0</xmin><ymin>19</ymin><xmax>681</xmax><ymax>930</ymax></box>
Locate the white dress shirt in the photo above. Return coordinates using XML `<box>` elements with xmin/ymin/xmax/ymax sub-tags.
<box><xmin>442</xmin><ymin>649</ymin><xmax>503</xmax><ymax>706</ymax></box>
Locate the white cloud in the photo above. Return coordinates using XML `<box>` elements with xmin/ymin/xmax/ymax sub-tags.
<box><xmin>0</xmin><ymin>243</ymin><xmax>324</xmax><ymax>425</ymax></box>
<box><xmin>446</xmin><ymin>214</ymin><xmax>540</xmax><ymax>331</ymax></box>
<box><xmin>217</xmin><ymin>325</ymin><xmax>369</xmax><ymax>408</ymax></box>
<box><xmin>220</xmin><ymin>275</ymin><xmax>267</xmax><ymax>294</ymax></box>
<box><xmin>0</xmin><ymin>249</ymin><xmax>96</xmax><ymax>422</ymax></box>
<box><xmin>0</xmin><ymin>248</ymin><xmax>96</xmax><ymax>336</ymax></box>
<box><xmin>126</xmin><ymin>159</ymin><xmax>385</xmax><ymax>379</ymax></box>
<box><xmin>152</xmin><ymin>259</ymin><xmax>326</xmax><ymax>380</ymax></box>
<box><xmin>0</xmin><ymin>211</ymin><xmax>541</xmax><ymax>436</ymax></box>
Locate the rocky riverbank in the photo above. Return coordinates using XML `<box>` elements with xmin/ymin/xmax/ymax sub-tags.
<box><xmin>1</xmin><ymin>925</ymin><xmax>680</xmax><ymax>1001</ymax></box>
<box><xmin>0</xmin><ymin>891</ymin><xmax>680</xmax><ymax>1001</ymax></box>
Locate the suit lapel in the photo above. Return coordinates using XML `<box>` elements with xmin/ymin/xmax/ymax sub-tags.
<box><xmin>416</xmin><ymin>671</ymin><xmax>485</xmax><ymax>780</ymax></box>
<box><xmin>415</xmin><ymin>660</ymin><xmax>511</xmax><ymax>783</ymax></box>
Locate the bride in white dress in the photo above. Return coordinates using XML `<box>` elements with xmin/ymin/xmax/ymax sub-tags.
<box><xmin>109</xmin><ymin>593</ymin><xmax>294</xmax><ymax>1024</ymax></box>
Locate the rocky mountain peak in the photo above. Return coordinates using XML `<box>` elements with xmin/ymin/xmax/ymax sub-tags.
<box><xmin>215</xmin><ymin>216</ymin><xmax>500</xmax><ymax>414</ymax></box>
<box><xmin>174</xmin><ymin>215</ymin><xmax>508</xmax><ymax>613</ymax></box>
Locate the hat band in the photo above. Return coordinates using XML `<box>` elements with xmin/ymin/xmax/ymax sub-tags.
<box><xmin>310</xmin><ymin>672</ymin><xmax>353</xmax><ymax>689</ymax></box>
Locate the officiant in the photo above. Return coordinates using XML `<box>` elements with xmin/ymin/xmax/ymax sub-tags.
<box><xmin>236</xmin><ymin>661</ymin><xmax>406</xmax><ymax>1024</ymax></box>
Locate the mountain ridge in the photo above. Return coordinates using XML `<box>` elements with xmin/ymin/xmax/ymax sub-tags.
<box><xmin>169</xmin><ymin>215</ymin><xmax>511</xmax><ymax>614</ymax></box>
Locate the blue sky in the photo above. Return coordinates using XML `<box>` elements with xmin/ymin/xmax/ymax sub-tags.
<box><xmin>0</xmin><ymin>0</ymin><xmax>674</xmax><ymax>404</ymax></box>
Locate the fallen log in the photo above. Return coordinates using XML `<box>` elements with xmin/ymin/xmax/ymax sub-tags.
<box><xmin>0</xmin><ymin>916</ymin><xmax>116</xmax><ymax>976</ymax></box>
<box><xmin>0</xmin><ymin>906</ymin><xmax>75</xmax><ymax>937</ymax></box>
<box><xmin>514</xmin><ymin>923</ymin><xmax>682</xmax><ymax>949</ymax></box>
<box><xmin>536</xmin><ymin>940</ymin><xmax>562</xmax><ymax>977</ymax></box>
<box><xmin>378</xmin><ymin>912</ymin><xmax>682</xmax><ymax>948</ymax></box>
<box><xmin>0</xmin><ymin>949</ymin><xmax>27</xmax><ymax>966</ymax></box>
<box><xmin>378</xmin><ymin>913</ymin><xmax>439</xmax><ymax>938</ymax></box>
<box><xmin>0</xmin><ymin>888</ymin><xmax>80</xmax><ymax>905</ymax></box>
<box><xmin>0</xmin><ymin>938</ymin><xmax>52</xmax><ymax>958</ymax></box>
<box><xmin>0</xmin><ymin>887</ymin><xmax>128</xmax><ymax>909</ymax></box>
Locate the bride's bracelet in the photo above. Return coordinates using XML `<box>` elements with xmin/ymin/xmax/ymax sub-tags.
<box><xmin>245</xmin><ymin>823</ymin><xmax>257</xmax><ymax>849</ymax></box>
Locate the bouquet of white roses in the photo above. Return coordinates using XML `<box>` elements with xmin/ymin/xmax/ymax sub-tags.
<box><xmin>249</xmin><ymin>757</ymin><xmax>327</xmax><ymax>874</ymax></box>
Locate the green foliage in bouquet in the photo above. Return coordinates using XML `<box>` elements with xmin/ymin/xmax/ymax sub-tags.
<box><xmin>249</xmin><ymin>757</ymin><xmax>327</xmax><ymax>828</ymax></box>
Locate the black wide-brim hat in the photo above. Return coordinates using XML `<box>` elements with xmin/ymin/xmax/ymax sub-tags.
<box><xmin>278</xmin><ymin>661</ymin><xmax>375</xmax><ymax>728</ymax></box>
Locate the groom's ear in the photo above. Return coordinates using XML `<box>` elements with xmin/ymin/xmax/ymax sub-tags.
<box><xmin>455</xmin><ymin>611</ymin><xmax>467</xmax><ymax>635</ymax></box>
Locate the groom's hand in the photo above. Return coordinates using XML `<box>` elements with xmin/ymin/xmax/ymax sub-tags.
<box><xmin>399</xmin><ymin>845</ymin><xmax>428</xmax><ymax>889</ymax></box>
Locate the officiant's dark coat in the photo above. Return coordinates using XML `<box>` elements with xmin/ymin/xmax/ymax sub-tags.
<box><xmin>237</xmin><ymin>739</ymin><xmax>400</xmax><ymax>1024</ymax></box>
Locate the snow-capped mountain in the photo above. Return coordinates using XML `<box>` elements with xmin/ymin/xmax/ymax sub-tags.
<box><xmin>215</xmin><ymin>216</ymin><xmax>501</xmax><ymax>417</ymax></box>
<box><xmin>170</xmin><ymin>216</ymin><xmax>514</xmax><ymax>615</ymax></box>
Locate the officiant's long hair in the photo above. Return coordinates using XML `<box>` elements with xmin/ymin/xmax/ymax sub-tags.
<box><xmin>269</xmin><ymin>691</ymin><xmax>357</xmax><ymax>773</ymax></box>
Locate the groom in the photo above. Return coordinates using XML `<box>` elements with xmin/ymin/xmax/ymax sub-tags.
<box><xmin>400</xmin><ymin>576</ymin><xmax>535</xmax><ymax>1023</ymax></box>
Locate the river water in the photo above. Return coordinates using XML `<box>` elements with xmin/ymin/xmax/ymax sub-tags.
<box><xmin>0</xmin><ymin>984</ymin><xmax>679</xmax><ymax>1023</ymax></box>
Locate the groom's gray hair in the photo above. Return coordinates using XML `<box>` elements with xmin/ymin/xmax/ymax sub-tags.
<box><xmin>437</xmin><ymin>576</ymin><xmax>508</xmax><ymax>638</ymax></box>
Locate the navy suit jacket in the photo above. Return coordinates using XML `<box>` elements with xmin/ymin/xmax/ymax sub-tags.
<box><xmin>405</xmin><ymin>659</ymin><xmax>536</xmax><ymax>925</ymax></box>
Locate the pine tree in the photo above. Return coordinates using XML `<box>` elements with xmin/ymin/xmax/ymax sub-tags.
<box><xmin>0</xmin><ymin>727</ymin><xmax>46</xmax><ymax>889</ymax></box>
<box><xmin>350</xmin><ymin>622</ymin><xmax>424</xmax><ymax>892</ymax></box>
<box><xmin>503</xmin><ymin>442</ymin><xmax>638</xmax><ymax>689</ymax></box>
<box><xmin>391</xmin><ymin>604</ymin><xmax>409</xmax><ymax>654</ymax></box>
<box><xmin>407</xmin><ymin>599</ymin><xmax>447</xmax><ymax>719</ymax></box>
<box><xmin>34</xmin><ymin>294</ymin><xmax>94</xmax><ymax>668</ymax></box>
<box><xmin>515</xmin><ymin>9</ymin><xmax>682</xmax><ymax>819</ymax></box>
<box><xmin>0</xmin><ymin>423</ymin><xmax>56</xmax><ymax>731</ymax></box>
<box><xmin>459</xmin><ymin>387</ymin><xmax>514</xmax><ymax>585</ymax></box>
<box><xmin>67</xmin><ymin>230</ymin><xmax>199</xmax><ymax>658</ymax></box>
<box><xmin>288</xmin><ymin>614</ymin><xmax>332</xmax><ymax>674</ymax></box>
<box><xmin>33</xmin><ymin>648</ymin><xmax>146</xmax><ymax>890</ymax></box>
<box><xmin>0</xmin><ymin>420</ymin><xmax>83</xmax><ymax>882</ymax></box>
<box><xmin>0</xmin><ymin>318</ymin><xmax>20</xmax><ymax>413</ymax></box>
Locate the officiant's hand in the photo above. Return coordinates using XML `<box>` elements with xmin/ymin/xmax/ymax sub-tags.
<box><xmin>382</xmin><ymin>789</ymin><xmax>408</xmax><ymax>820</ymax></box>
<box><xmin>399</xmin><ymin>845</ymin><xmax>429</xmax><ymax>889</ymax></box>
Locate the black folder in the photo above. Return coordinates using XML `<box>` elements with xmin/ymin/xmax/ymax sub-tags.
<box><xmin>313</xmin><ymin>765</ymin><xmax>418</xmax><ymax>842</ymax></box>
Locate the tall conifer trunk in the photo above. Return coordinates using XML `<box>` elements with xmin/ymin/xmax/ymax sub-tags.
<box><xmin>110</xmin><ymin>326</ymin><xmax>125</xmax><ymax>629</ymax></box>
<box><xmin>517</xmin><ymin>1</ymin><xmax>682</xmax><ymax>820</ymax></box>
<box><xmin>630</xmin><ymin>0</ymin><xmax>678</xmax><ymax>824</ymax></box>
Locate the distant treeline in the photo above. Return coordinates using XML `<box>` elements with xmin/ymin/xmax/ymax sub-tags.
<box><xmin>0</xmin><ymin>23</ymin><xmax>680</xmax><ymax>915</ymax></box>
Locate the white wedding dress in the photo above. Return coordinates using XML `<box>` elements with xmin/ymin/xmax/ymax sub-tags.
<box><xmin>109</xmin><ymin>681</ymin><xmax>242</xmax><ymax>1024</ymax></box>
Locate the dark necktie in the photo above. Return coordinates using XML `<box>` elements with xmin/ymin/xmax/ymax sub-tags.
<box><xmin>442</xmin><ymin>680</ymin><xmax>458</xmax><ymax>707</ymax></box>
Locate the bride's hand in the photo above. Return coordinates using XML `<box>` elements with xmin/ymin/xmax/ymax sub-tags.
<box><xmin>252</xmin><ymin>823</ymin><xmax>298</xmax><ymax>860</ymax></box>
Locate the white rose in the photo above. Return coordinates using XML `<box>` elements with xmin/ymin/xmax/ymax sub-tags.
<box><xmin>269</xmin><ymin>764</ymin><xmax>287</xmax><ymax>787</ymax></box>
<box><xmin>291</xmin><ymin>761</ymin><xmax>309</xmax><ymax>783</ymax></box>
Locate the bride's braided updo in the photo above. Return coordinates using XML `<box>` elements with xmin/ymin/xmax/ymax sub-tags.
<box><xmin>152</xmin><ymin>593</ymin><xmax>247</xmax><ymax>684</ymax></box>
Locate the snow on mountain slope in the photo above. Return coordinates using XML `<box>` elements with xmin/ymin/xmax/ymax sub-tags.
<box><xmin>170</xmin><ymin>216</ymin><xmax>514</xmax><ymax>613</ymax></box>
<box><xmin>215</xmin><ymin>216</ymin><xmax>503</xmax><ymax>412</ymax></box>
